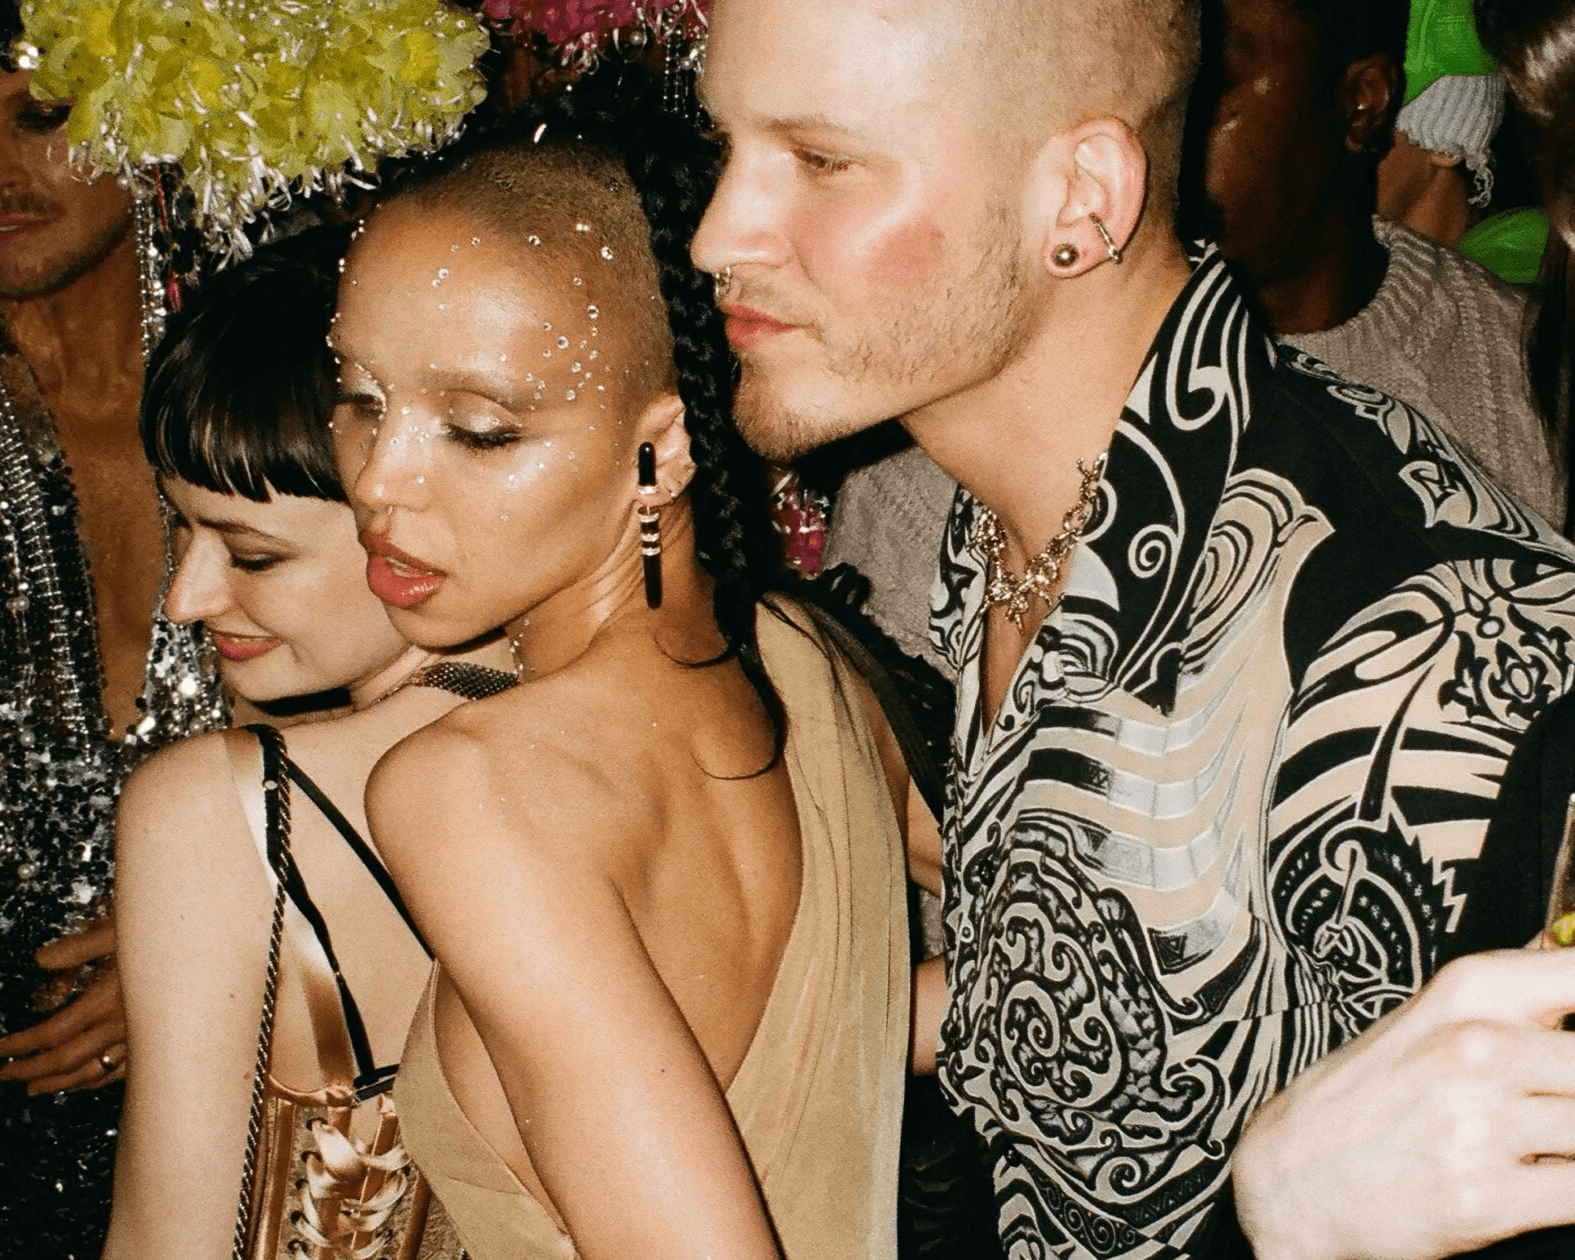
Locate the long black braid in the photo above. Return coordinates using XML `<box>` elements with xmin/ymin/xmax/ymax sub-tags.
<box><xmin>575</xmin><ymin>71</ymin><xmax>789</xmax><ymax>761</ymax></box>
<box><xmin>380</xmin><ymin>66</ymin><xmax>788</xmax><ymax>760</ymax></box>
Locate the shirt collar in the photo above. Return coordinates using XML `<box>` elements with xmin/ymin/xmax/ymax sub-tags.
<box><xmin>940</xmin><ymin>248</ymin><xmax>1275</xmax><ymax>715</ymax></box>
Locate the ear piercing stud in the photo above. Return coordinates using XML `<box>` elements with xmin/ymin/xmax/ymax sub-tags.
<box><xmin>1051</xmin><ymin>242</ymin><xmax>1081</xmax><ymax>269</ymax></box>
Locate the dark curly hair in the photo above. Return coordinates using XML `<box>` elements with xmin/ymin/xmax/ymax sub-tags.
<box><xmin>376</xmin><ymin>65</ymin><xmax>787</xmax><ymax>758</ymax></box>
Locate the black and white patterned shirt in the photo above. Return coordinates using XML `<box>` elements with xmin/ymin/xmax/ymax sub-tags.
<box><xmin>931</xmin><ymin>248</ymin><xmax>1575</xmax><ymax>1260</ymax></box>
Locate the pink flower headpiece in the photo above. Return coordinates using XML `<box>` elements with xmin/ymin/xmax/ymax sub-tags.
<box><xmin>482</xmin><ymin>0</ymin><xmax>707</xmax><ymax>68</ymax></box>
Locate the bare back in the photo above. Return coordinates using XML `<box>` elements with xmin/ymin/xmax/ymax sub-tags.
<box><xmin>107</xmin><ymin>683</ymin><xmax>500</xmax><ymax>1260</ymax></box>
<box><xmin>416</xmin><ymin>616</ymin><xmax>804</xmax><ymax>1224</ymax></box>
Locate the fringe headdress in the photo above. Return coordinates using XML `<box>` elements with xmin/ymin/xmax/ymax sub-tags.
<box><xmin>17</xmin><ymin>0</ymin><xmax>490</xmax><ymax>258</ymax></box>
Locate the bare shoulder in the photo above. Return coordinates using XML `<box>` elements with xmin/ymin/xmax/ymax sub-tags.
<box><xmin>366</xmin><ymin>682</ymin><xmax>632</xmax><ymax>870</ymax></box>
<box><xmin>118</xmin><ymin>730</ymin><xmax>249</xmax><ymax>859</ymax></box>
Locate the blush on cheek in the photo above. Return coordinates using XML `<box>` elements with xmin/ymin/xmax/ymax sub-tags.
<box><xmin>866</xmin><ymin>217</ymin><xmax>946</xmax><ymax>287</ymax></box>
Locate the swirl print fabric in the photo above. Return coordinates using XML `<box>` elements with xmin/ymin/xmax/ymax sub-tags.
<box><xmin>931</xmin><ymin>248</ymin><xmax>1575</xmax><ymax>1260</ymax></box>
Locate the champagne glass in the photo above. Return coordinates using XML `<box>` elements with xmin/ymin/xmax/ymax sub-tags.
<box><xmin>1546</xmin><ymin>795</ymin><xmax>1575</xmax><ymax>956</ymax></box>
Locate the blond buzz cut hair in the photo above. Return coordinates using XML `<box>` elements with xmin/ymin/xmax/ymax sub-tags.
<box><xmin>947</xmin><ymin>0</ymin><xmax>1202</xmax><ymax>213</ymax></box>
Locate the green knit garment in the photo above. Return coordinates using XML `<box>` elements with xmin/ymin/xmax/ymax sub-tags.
<box><xmin>1404</xmin><ymin>0</ymin><xmax>1498</xmax><ymax>106</ymax></box>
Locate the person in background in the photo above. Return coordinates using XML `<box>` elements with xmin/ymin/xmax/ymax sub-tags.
<box><xmin>825</xmin><ymin>0</ymin><xmax>1564</xmax><ymax>690</ymax></box>
<box><xmin>1477</xmin><ymin>0</ymin><xmax>1575</xmax><ymax>509</ymax></box>
<box><xmin>0</xmin><ymin>7</ymin><xmax>226</xmax><ymax>1255</ymax></box>
<box><xmin>1205</xmin><ymin>0</ymin><xmax>1561</xmax><ymax>522</ymax></box>
<box><xmin>1379</xmin><ymin>0</ymin><xmax>1551</xmax><ymax>286</ymax></box>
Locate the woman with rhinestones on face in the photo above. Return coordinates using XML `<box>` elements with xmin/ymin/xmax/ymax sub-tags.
<box><xmin>104</xmin><ymin>230</ymin><xmax>519</xmax><ymax>1260</ymax></box>
<box><xmin>328</xmin><ymin>71</ymin><xmax>935</xmax><ymax>1260</ymax></box>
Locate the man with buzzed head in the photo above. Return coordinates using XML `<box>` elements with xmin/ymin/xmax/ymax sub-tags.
<box><xmin>696</xmin><ymin>2</ymin><xmax>1575</xmax><ymax>1258</ymax></box>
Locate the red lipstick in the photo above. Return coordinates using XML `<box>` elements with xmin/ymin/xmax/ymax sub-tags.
<box><xmin>360</xmin><ymin>530</ymin><xmax>446</xmax><ymax>609</ymax></box>
<box><xmin>721</xmin><ymin>304</ymin><xmax>796</xmax><ymax>350</ymax></box>
<box><xmin>209</xmin><ymin>630</ymin><xmax>282</xmax><ymax>662</ymax></box>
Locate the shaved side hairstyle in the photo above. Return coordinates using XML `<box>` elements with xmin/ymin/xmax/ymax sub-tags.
<box><xmin>954</xmin><ymin>0</ymin><xmax>1203</xmax><ymax>211</ymax></box>
<box><xmin>381</xmin><ymin>140</ymin><xmax>674</xmax><ymax>396</ymax></box>
<box><xmin>377</xmin><ymin>70</ymin><xmax>787</xmax><ymax>762</ymax></box>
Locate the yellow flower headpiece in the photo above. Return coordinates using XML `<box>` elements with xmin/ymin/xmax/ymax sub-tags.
<box><xmin>19</xmin><ymin>0</ymin><xmax>490</xmax><ymax>258</ymax></box>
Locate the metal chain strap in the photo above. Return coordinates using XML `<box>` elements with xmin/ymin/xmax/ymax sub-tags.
<box><xmin>230</xmin><ymin>730</ymin><xmax>293</xmax><ymax>1260</ymax></box>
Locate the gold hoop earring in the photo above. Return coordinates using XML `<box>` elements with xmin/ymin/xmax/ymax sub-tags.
<box><xmin>1090</xmin><ymin>213</ymin><xmax>1122</xmax><ymax>264</ymax></box>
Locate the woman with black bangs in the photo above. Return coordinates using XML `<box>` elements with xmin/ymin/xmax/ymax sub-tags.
<box><xmin>105</xmin><ymin>231</ymin><xmax>515</xmax><ymax>1260</ymax></box>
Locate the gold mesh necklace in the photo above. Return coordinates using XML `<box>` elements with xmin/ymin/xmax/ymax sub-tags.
<box><xmin>973</xmin><ymin>453</ymin><xmax>1107</xmax><ymax>632</ymax></box>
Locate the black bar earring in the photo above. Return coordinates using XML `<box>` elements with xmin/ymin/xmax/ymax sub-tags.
<box><xmin>636</xmin><ymin>442</ymin><xmax>662</xmax><ymax>609</ymax></box>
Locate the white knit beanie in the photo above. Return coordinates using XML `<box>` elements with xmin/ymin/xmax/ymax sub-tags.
<box><xmin>1395</xmin><ymin>72</ymin><xmax>1507</xmax><ymax>206</ymax></box>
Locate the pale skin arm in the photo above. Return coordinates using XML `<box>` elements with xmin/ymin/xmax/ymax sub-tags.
<box><xmin>1234</xmin><ymin>948</ymin><xmax>1575</xmax><ymax>1260</ymax></box>
<box><xmin>0</xmin><ymin>917</ymin><xmax>126</xmax><ymax>1093</ymax></box>
<box><xmin>369</xmin><ymin>732</ymin><xmax>785</xmax><ymax>1260</ymax></box>
<box><xmin>101</xmin><ymin>737</ymin><xmax>274</xmax><ymax>1260</ymax></box>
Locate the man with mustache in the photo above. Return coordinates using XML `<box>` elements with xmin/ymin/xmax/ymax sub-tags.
<box><xmin>0</xmin><ymin>15</ymin><xmax>223</xmax><ymax>1257</ymax></box>
<box><xmin>693</xmin><ymin>0</ymin><xmax>1575</xmax><ymax>1257</ymax></box>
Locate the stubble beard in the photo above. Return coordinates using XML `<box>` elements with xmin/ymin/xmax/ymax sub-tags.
<box><xmin>0</xmin><ymin>206</ymin><xmax>132</xmax><ymax>301</ymax></box>
<box><xmin>730</xmin><ymin>215</ymin><xmax>1030</xmax><ymax>462</ymax></box>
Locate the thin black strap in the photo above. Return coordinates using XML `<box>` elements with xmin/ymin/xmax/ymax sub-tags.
<box><xmin>279</xmin><ymin>755</ymin><xmax>432</xmax><ymax>959</ymax></box>
<box><xmin>244</xmin><ymin>726</ymin><xmax>382</xmax><ymax>1088</ymax></box>
<box><xmin>802</xmin><ymin>603</ymin><xmax>948</xmax><ymax>821</ymax></box>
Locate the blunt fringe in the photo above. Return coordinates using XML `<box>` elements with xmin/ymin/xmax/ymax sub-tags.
<box><xmin>141</xmin><ymin>226</ymin><xmax>349</xmax><ymax>503</ymax></box>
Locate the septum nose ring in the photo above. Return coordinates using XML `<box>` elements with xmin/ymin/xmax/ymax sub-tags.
<box><xmin>713</xmin><ymin>266</ymin><xmax>732</xmax><ymax>302</ymax></box>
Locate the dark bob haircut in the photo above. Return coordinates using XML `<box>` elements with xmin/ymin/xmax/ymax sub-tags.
<box><xmin>141</xmin><ymin>225</ymin><xmax>349</xmax><ymax>503</ymax></box>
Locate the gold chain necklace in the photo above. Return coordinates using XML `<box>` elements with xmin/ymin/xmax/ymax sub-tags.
<box><xmin>973</xmin><ymin>453</ymin><xmax>1107</xmax><ymax>632</ymax></box>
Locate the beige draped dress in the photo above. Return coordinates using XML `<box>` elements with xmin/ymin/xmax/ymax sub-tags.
<box><xmin>394</xmin><ymin>600</ymin><xmax>911</xmax><ymax>1260</ymax></box>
